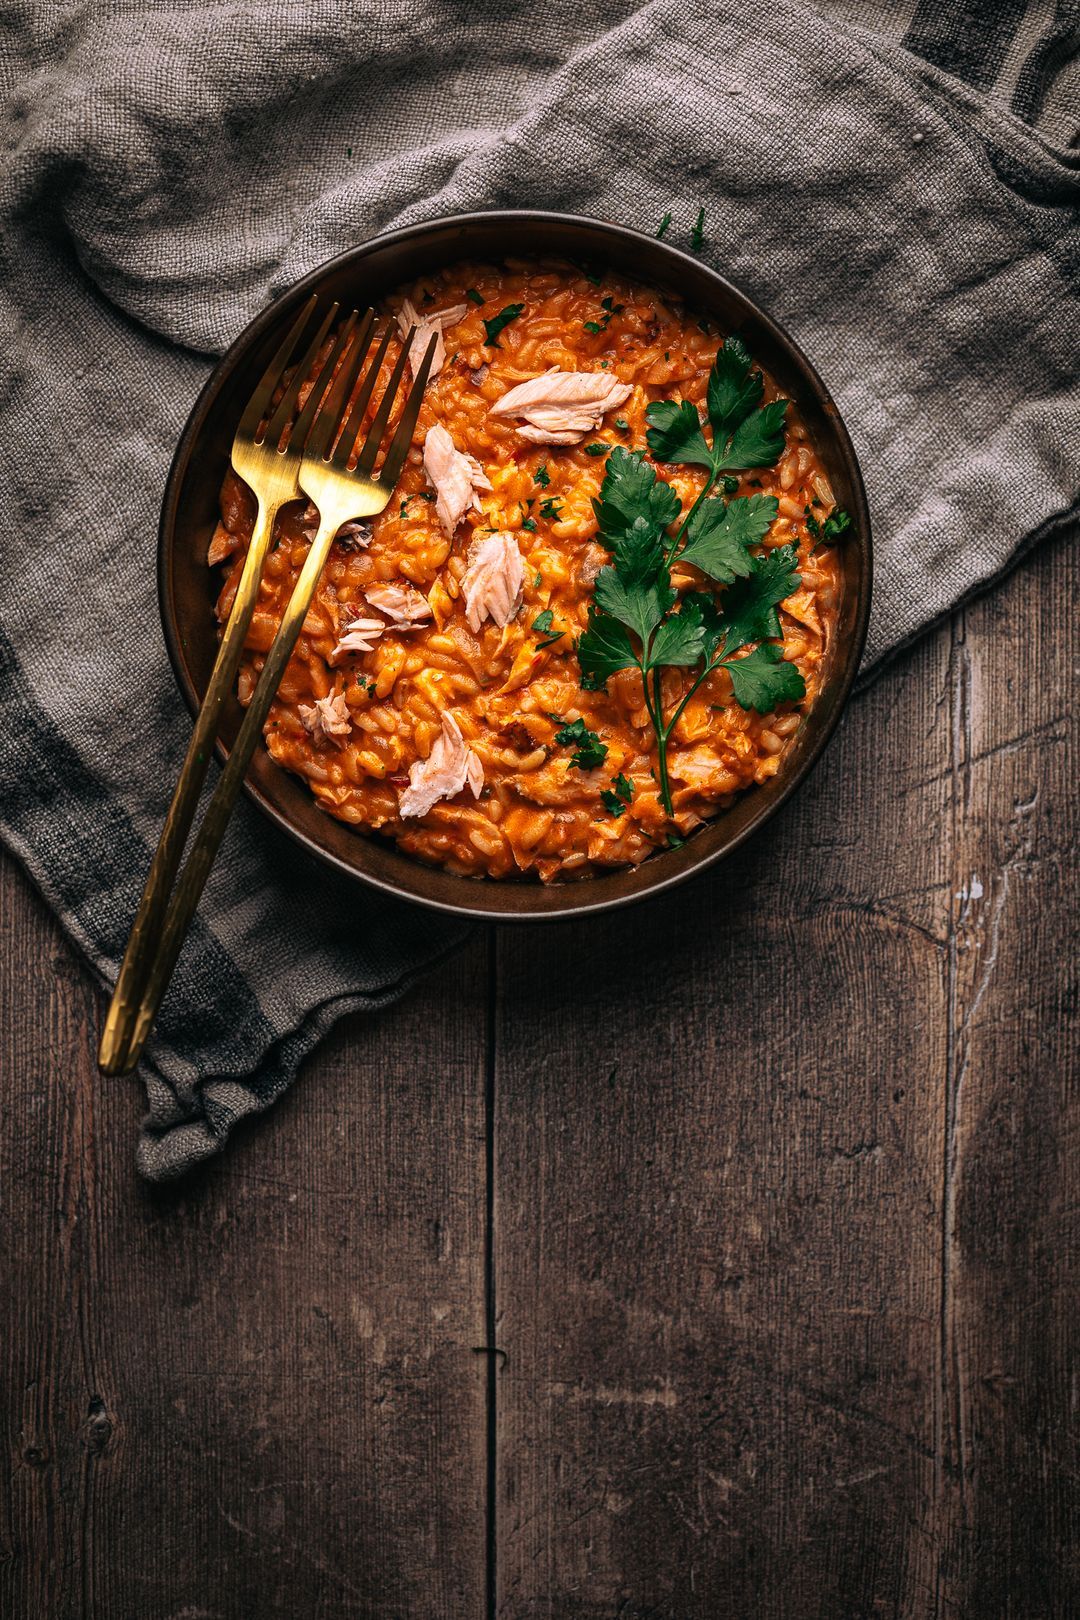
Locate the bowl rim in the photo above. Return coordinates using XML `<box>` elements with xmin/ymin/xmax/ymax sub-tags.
<box><xmin>158</xmin><ymin>208</ymin><xmax>872</xmax><ymax>922</ymax></box>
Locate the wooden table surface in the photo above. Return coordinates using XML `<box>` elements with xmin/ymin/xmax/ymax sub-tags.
<box><xmin>2</xmin><ymin>534</ymin><xmax>1076</xmax><ymax>1619</ymax></box>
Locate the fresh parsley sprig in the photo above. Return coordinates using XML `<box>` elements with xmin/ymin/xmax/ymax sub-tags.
<box><xmin>645</xmin><ymin>335</ymin><xmax>788</xmax><ymax>563</ymax></box>
<box><xmin>577</xmin><ymin>426</ymin><xmax>805</xmax><ymax>814</ymax></box>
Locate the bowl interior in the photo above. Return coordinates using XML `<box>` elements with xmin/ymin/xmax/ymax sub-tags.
<box><xmin>159</xmin><ymin>213</ymin><xmax>871</xmax><ymax>920</ymax></box>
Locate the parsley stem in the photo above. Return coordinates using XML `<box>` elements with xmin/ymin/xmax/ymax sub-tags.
<box><xmin>664</xmin><ymin>471</ymin><xmax>717</xmax><ymax>567</ymax></box>
<box><xmin>662</xmin><ymin>654</ymin><xmax>723</xmax><ymax>746</ymax></box>
<box><xmin>651</xmin><ymin>665</ymin><xmax>673</xmax><ymax>814</ymax></box>
<box><xmin>654</xmin><ymin>641</ymin><xmax>732</xmax><ymax>816</ymax></box>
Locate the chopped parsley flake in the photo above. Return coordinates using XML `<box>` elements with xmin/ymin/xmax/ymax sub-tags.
<box><xmin>466</xmin><ymin>288</ymin><xmax>484</xmax><ymax>304</ymax></box>
<box><xmin>539</xmin><ymin>497</ymin><xmax>563</xmax><ymax>521</ymax></box>
<box><xmin>483</xmin><ymin>303</ymin><xmax>525</xmax><ymax>346</ymax></box>
<box><xmin>584</xmin><ymin>320</ymin><xmax>603</xmax><ymax>334</ymax></box>
<box><xmin>585</xmin><ymin>443</ymin><xmax>609</xmax><ymax>457</ymax></box>
<box><xmin>691</xmin><ymin>206</ymin><xmax>706</xmax><ymax>250</ymax></box>
<box><xmin>601</xmin><ymin>773</ymin><xmax>635</xmax><ymax>817</ymax></box>
<box><xmin>657</xmin><ymin>211</ymin><xmax>672</xmax><ymax>238</ymax></box>
<box><xmin>534</xmin><ymin>464</ymin><xmax>550</xmax><ymax>488</ymax></box>
<box><xmin>521</xmin><ymin>517</ymin><xmax>537</xmax><ymax>532</ymax></box>
<box><xmin>552</xmin><ymin>716</ymin><xmax>608</xmax><ymax>771</ymax></box>
<box><xmin>574</xmin><ymin>261</ymin><xmax>603</xmax><ymax>286</ymax></box>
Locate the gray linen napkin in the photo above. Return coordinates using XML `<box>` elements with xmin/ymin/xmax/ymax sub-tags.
<box><xmin>1</xmin><ymin>0</ymin><xmax>1077</xmax><ymax>1179</ymax></box>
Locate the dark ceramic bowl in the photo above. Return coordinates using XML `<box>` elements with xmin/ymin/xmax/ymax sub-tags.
<box><xmin>159</xmin><ymin>210</ymin><xmax>871</xmax><ymax>921</ymax></box>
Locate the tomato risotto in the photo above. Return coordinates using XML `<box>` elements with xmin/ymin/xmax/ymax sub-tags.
<box><xmin>208</xmin><ymin>261</ymin><xmax>844</xmax><ymax>882</ymax></box>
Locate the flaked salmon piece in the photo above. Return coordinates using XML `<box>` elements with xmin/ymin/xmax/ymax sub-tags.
<box><xmin>364</xmin><ymin>582</ymin><xmax>433</xmax><ymax>628</ymax></box>
<box><xmin>399</xmin><ymin>712</ymin><xmax>484</xmax><ymax>819</ymax></box>
<box><xmin>396</xmin><ymin>297</ymin><xmax>469</xmax><ymax>382</ymax></box>
<box><xmin>461</xmin><ymin>531</ymin><xmax>525</xmax><ymax>633</ymax></box>
<box><xmin>207</xmin><ymin>522</ymin><xmax>239</xmax><ymax>567</ymax></box>
<box><xmin>488</xmin><ymin>367</ymin><xmax>633</xmax><ymax>445</ymax></box>
<box><xmin>299</xmin><ymin>689</ymin><xmax>352</xmax><ymax>746</ymax></box>
<box><xmin>667</xmin><ymin>746</ymin><xmax>727</xmax><ymax>788</ymax></box>
<box><xmin>780</xmin><ymin>588</ymin><xmax>821</xmax><ymax>635</ymax></box>
<box><xmin>332</xmin><ymin>617</ymin><xmax>386</xmax><ymax>659</ymax></box>
<box><xmin>423</xmin><ymin>422</ymin><xmax>493</xmax><ymax>537</ymax></box>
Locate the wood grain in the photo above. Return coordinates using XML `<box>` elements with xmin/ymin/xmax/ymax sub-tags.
<box><xmin>493</xmin><ymin>534</ymin><xmax>1077</xmax><ymax>1618</ymax></box>
<box><xmin>0</xmin><ymin>536</ymin><xmax>1076</xmax><ymax>1619</ymax></box>
<box><xmin>0</xmin><ymin>880</ymin><xmax>489</xmax><ymax>1618</ymax></box>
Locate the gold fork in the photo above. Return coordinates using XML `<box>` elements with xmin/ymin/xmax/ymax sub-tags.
<box><xmin>98</xmin><ymin>293</ymin><xmax>346</xmax><ymax>1075</ymax></box>
<box><xmin>101</xmin><ymin>308</ymin><xmax>437</xmax><ymax>1075</ymax></box>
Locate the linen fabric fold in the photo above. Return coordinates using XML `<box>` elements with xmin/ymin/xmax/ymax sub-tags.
<box><xmin>1</xmin><ymin>0</ymin><xmax>1076</xmax><ymax>1177</ymax></box>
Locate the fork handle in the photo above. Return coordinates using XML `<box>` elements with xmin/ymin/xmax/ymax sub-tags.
<box><xmin>109</xmin><ymin>514</ymin><xmax>342</xmax><ymax>1075</ymax></box>
<box><xmin>99</xmin><ymin>497</ymin><xmax>285</xmax><ymax>1074</ymax></box>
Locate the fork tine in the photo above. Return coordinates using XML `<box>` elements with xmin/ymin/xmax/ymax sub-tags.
<box><xmin>235</xmin><ymin>294</ymin><xmax>320</xmax><ymax>443</ymax></box>
<box><xmin>293</xmin><ymin>310</ymin><xmax>358</xmax><ymax>464</ymax></box>
<box><xmin>353</xmin><ymin>328</ymin><xmax>420</xmax><ymax>478</ymax></box>
<box><xmin>375</xmin><ymin>333</ymin><xmax>438</xmax><ymax>487</ymax></box>
<box><xmin>261</xmin><ymin>300</ymin><xmax>341</xmax><ymax>449</ymax></box>
<box><xmin>329</xmin><ymin>314</ymin><xmax>393</xmax><ymax>471</ymax></box>
<box><xmin>302</xmin><ymin>309</ymin><xmax>375</xmax><ymax>467</ymax></box>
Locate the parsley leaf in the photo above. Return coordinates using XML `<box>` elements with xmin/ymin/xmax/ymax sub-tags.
<box><xmin>649</xmin><ymin>598</ymin><xmax>706</xmax><ymax>666</ymax></box>
<box><xmin>534</xmin><ymin>464</ymin><xmax>550</xmax><ymax>488</ymax></box>
<box><xmin>706</xmin><ymin>335</ymin><xmax>762</xmax><ymax>438</ymax></box>
<box><xmin>644</xmin><ymin>398</ymin><xmax>712</xmax><ymax>469</ymax></box>
<box><xmin>717</xmin><ymin>544</ymin><xmax>802</xmax><ymax>653</ymax></box>
<box><xmin>592</xmin><ymin>447</ymin><xmax>680</xmax><ymax>548</ymax></box>
<box><xmin>577</xmin><ymin>612</ymin><xmax>638</xmax><ymax>687</ymax></box>
<box><xmin>483</xmin><ymin>303</ymin><xmax>524</xmax><ymax>346</ymax></box>
<box><xmin>823</xmin><ymin>507</ymin><xmax>852</xmax><ymax>541</ymax></box>
<box><xmin>584</xmin><ymin>442</ymin><xmax>608</xmax><ymax>456</ymax></box>
<box><xmin>532</xmin><ymin>610</ymin><xmax>554</xmax><ymax>632</ymax></box>
<box><xmin>679</xmin><ymin>494</ymin><xmax>778</xmax><ymax>583</ymax></box>
<box><xmin>721</xmin><ymin>644</ymin><xmax>805</xmax><ymax>711</ymax></box>
<box><xmin>646</xmin><ymin>337</ymin><xmax>788</xmax><ymax>478</ymax></box>
<box><xmin>552</xmin><ymin>717</ymin><xmax>608</xmax><ymax>770</ymax></box>
<box><xmin>614</xmin><ymin>417</ymin><xmax>629</xmax><ymax>431</ymax></box>
<box><xmin>595</xmin><ymin>556</ymin><xmax>672</xmax><ymax>645</ymax></box>
<box><xmin>719</xmin><ymin>399</ymin><xmax>789</xmax><ymax>472</ymax></box>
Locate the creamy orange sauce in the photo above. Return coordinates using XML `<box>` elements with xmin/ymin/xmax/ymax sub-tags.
<box><xmin>212</xmin><ymin>260</ymin><xmax>842</xmax><ymax>882</ymax></box>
